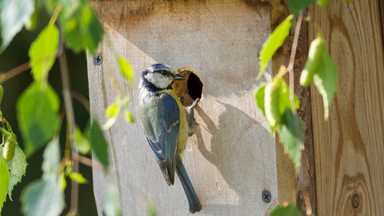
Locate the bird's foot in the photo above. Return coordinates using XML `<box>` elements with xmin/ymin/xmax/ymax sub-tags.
<box><xmin>188</xmin><ymin>98</ymin><xmax>200</xmax><ymax>136</ymax></box>
<box><xmin>189</xmin><ymin>98</ymin><xmax>200</xmax><ymax>110</ymax></box>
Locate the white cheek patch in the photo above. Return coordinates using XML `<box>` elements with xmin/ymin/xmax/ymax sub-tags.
<box><xmin>145</xmin><ymin>73</ymin><xmax>173</xmax><ymax>89</ymax></box>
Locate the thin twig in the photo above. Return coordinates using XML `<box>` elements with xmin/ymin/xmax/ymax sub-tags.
<box><xmin>287</xmin><ymin>12</ymin><xmax>304</xmax><ymax>109</ymax></box>
<box><xmin>0</xmin><ymin>50</ymin><xmax>68</xmax><ymax>85</ymax></box>
<box><xmin>0</xmin><ymin>62</ymin><xmax>31</xmax><ymax>84</ymax></box>
<box><xmin>72</xmin><ymin>153</ymin><xmax>103</xmax><ymax>170</ymax></box>
<box><xmin>58</xmin><ymin>37</ymin><xmax>79</xmax><ymax>215</ymax></box>
<box><xmin>70</xmin><ymin>91</ymin><xmax>90</xmax><ymax>113</ymax></box>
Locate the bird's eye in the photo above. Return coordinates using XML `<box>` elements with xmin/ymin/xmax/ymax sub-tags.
<box><xmin>159</xmin><ymin>70</ymin><xmax>167</xmax><ymax>75</ymax></box>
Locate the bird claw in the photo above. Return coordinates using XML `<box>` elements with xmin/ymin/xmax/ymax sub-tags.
<box><xmin>188</xmin><ymin>128</ymin><xmax>194</xmax><ymax>137</ymax></box>
<box><xmin>188</xmin><ymin>98</ymin><xmax>200</xmax><ymax>110</ymax></box>
<box><xmin>188</xmin><ymin>98</ymin><xmax>200</xmax><ymax>136</ymax></box>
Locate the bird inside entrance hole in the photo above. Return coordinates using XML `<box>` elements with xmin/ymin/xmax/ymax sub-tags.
<box><xmin>139</xmin><ymin>63</ymin><xmax>201</xmax><ymax>213</ymax></box>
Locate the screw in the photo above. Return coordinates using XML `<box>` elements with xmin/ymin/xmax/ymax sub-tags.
<box><xmin>262</xmin><ymin>190</ymin><xmax>271</xmax><ymax>203</ymax></box>
<box><xmin>352</xmin><ymin>194</ymin><xmax>360</xmax><ymax>208</ymax></box>
<box><xmin>94</xmin><ymin>53</ymin><xmax>103</xmax><ymax>66</ymax></box>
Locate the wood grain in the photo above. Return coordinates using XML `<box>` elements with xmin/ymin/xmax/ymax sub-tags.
<box><xmin>88</xmin><ymin>1</ymin><xmax>278</xmax><ymax>215</ymax></box>
<box><xmin>310</xmin><ymin>1</ymin><xmax>384</xmax><ymax>215</ymax></box>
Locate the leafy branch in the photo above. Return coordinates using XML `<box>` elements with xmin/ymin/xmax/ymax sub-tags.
<box><xmin>256</xmin><ymin>0</ymin><xmax>344</xmax><ymax>215</ymax></box>
<box><xmin>0</xmin><ymin>0</ymin><xmax>134</xmax><ymax>215</ymax></box>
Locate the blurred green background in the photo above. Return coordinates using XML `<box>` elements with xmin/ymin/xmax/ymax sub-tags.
<box><xmin>0</xmin><ymin>12</ymin><xmax>97</xmax><ymax>216</ymax></box>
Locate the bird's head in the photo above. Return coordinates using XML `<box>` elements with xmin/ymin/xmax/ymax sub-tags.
<box><xmin>143</xmin><ymin>63</ymin><xmax>184</xmax><ymax>89</ymax></box>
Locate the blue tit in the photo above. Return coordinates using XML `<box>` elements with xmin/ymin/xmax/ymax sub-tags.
<box><xmin>139</xmin><ymin>63</ymin><xmax>202</xmax><ymax>213</ymax></box>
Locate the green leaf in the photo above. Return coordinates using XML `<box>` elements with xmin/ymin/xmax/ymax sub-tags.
<box><xmin>103</xmin><ymin>184</ymin><xmax>122</xmax><ymax>216</ymax></box>
<box><xmin>279</xmin><ymin>81</ymin><xmax>300</xmax><ymax>112</ymax></box>
<box><xmin>0</xmin><ymin>145</ymin><xmax>28</xmax><ymax>199</ymax></box>
<box><xmin>25</xmin><ymin>9</ymin><xmax>39</xmax><ymax>31</ymax></box>
<box><xmin>0</xmin><ymin>0</ymin><xmax>34</xmax><ymax>51</ymax></box>
<box><xmin>106</xmin><ymin>102</ymin><xmax>120</xmax><ymax>119</ymax></box>
<box><xmin>300</xmin><ymin>36</ymin><xmax>324</xmax><ymax>87</ymax></box>
<box><xmin>29</xmin><ymin>23</ymin><xmax>59</xmax><ymax>81</ymax></box>
<box><xmin>264</xmin><ymin>80</ymin><xmax>283</xmax><ymax>128</ymax></box>
<box><xmin>261</xmin><ymin>78</ymin><xmax>299</xmax><ymax>130</ymax></box>
<box><xmin>69</xmin><ymin>172</ymin><xmax>88</xmax><ymax>184</ymax></box>
<box><xmin>62</xmin><ymin>3</ymin><xmax>104</xmax><ymax>53</ymax></box>
<box><xmin>124</xmin><ymin>110</ymin><xmax>135</xmax><ymax>123</ymax></box>
<box><xmin>74</xmin><ymin>126</ymin><xmax>90</xmax><ymax>154</ymax></box>
<box><xmin>42</xmin><ymin>137</ymin><xmax>60</xmax><ymax>178</ymax></box>
<box><xmin>46</xmin><ymin>0</ymin><xmax>78</xmax><ymax>16</ymax></box>
<box><xmin>147</xmin><ymin>201</ymin><xmax>157</xmax><ymax>216</ymax></box>
<box><xmin>0</xmin><ymin>128</ymin><xmax>11</xmax><ymax>137</ymax></box>
<box><xmin>44</xmin><ymin>0</ymin><xmax>104</xmax><ymax>53</ymax></box>
<box><xmin>118</xmin><ymin>56</ymin><xmax>134</xmax><ymax>84</ymax></box>
<box><xmin>258</xmin><ymin>15</ymin><xmax>293</xmax><ymax>78</ymax></box>
<box><xmin>0</xmin><ymin>157</ymin><xmax>10</xmax><ymax>214</ymax></box>
<box><xmin>279</xmin><ymin>109</ymin><xmax>305</xmax><ymax>175</ymax></box>
<box><xmin>64</xmin><ymin>163</ymin><xmax>72</xmax><ymax>175</ymax></box>
<box><xmin>0</xmin><ymin>85</ymin><xmax>3</xmax><ymax>105</ymax></box>
<box><xmin>59</xmin><ymin>171</ymin><xmax>66</xmax><ymax>191</ymax></box>
<box><xmin>17</xmin><ymin>82</ymin><xmax>60</xmax><ymax>156</ymax></box>
<box><xmin>103</xmin><ymin>101</ymin><xmax>121</xmax><ymax>129</ymax></box>
<box><xmin>269</xmin><ymin>203</ymin><xmax>301</xmax><ymax>216</ymax></box>
<box><xmin>88</xmin><ymin>120</ymin><xmax>109</xmax><ymax>167</ymax></box>
<box><xmin>255</xmin><ymin>84</ymin><xmax>266</xmax><ymax>116</ymax></box>
<box><xmin>25</xmin><ymin>0</ymin><xmax>41</xmax><ymax>31</ymax></box>
<box><xmin>2</xmin><ymin>132</ymin><xmax>17</xmax><ymax>161</ymax></box>
<box><xmin>44</xmin><ymin>0</ymin><xmax>58</xmax><ymax>13</ymax></box>
<box><xmin>312</xmin><ymin>44</ymin><xmax>338</xmax><ymax>120</ymax></box>
<box><xmin>316</xmin><ymin>0</ymin><xmax>329</xmax><ymax>7</ymax></box>
<box><xmin>21</xmin><ymin>176</ymin><xmax>64</xmax><ymax>216</ymax></box>
<box><xmin>285</xmin><ymin>0</ymin><xmax>316</xmax><ymax>16</ymax></box>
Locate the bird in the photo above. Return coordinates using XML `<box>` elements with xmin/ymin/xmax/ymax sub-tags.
<box><xmin>139</xmin><ymin>63</ymin><xmax>202</xmax><ymax>213</ymax></box>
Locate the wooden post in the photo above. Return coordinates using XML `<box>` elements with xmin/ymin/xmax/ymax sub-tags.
<box><xmin>87</xmin><ymin>1</ymin><xmax>279</xmax><ymax>215</ymax></box>
<box><xmin>310</xmin><ymin>0</ymin><xmax>384</xmax><ymax>215</ymax></box>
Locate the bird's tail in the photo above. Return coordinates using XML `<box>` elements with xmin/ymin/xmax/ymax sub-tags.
<box><xmin>176</xmin><ymin>157</ymin><xmax>202</xmax><ymax>214</ymax></box>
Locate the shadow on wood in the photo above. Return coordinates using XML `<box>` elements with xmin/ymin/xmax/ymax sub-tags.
<box><xmin>193</xmin><ymin>103</ymin><xmax>274</xmax><ymax>214</ymax></box>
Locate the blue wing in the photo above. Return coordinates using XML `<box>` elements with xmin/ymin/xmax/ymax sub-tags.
<box><xmin>140</xmin><ymin>93</ymin><xmax>180</xmax><ymax>185</ymax></box>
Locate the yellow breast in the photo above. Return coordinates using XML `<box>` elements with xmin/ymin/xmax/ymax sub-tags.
<box><xmin>159</xmin><ymin>89</ymin><xmax>188</xmax><ymax>157</ymax></box>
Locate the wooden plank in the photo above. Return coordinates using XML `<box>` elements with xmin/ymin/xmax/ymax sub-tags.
<box><xmin>87</xmin><ymin>1</ymin><xmax>278</xmax><ymax>215</ymax></box>
<box><xmin>310</xmin><ymin>1</ymin><xmax>384</xmax><ymax>215</ymax></box>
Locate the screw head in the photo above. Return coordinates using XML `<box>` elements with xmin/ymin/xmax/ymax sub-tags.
<box><xmin>262</xmin><ymin>190</ymin><xmax>271</xmax><ymax>203</ymax></box>
<box><xmin>94</xmin><ymin>53</ymin><xmax>103</xmax><ymax>66</ymax></box>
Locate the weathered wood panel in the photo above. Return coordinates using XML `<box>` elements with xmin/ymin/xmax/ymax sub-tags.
<box><xmin>88</xmin><ymin>1</ymin><xmax>278</xmax><ymax>215</ymax></box>
<box><xmin>310</xmin><ymin>1</ymin><xmax>384</xmax><ymax>215</ymax></box>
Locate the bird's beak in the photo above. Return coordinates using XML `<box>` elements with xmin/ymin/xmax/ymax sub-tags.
<box><xmin>174</xmin><ymin>74</ymin><xmax>184</xmax><ymax>80</ymax></box>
